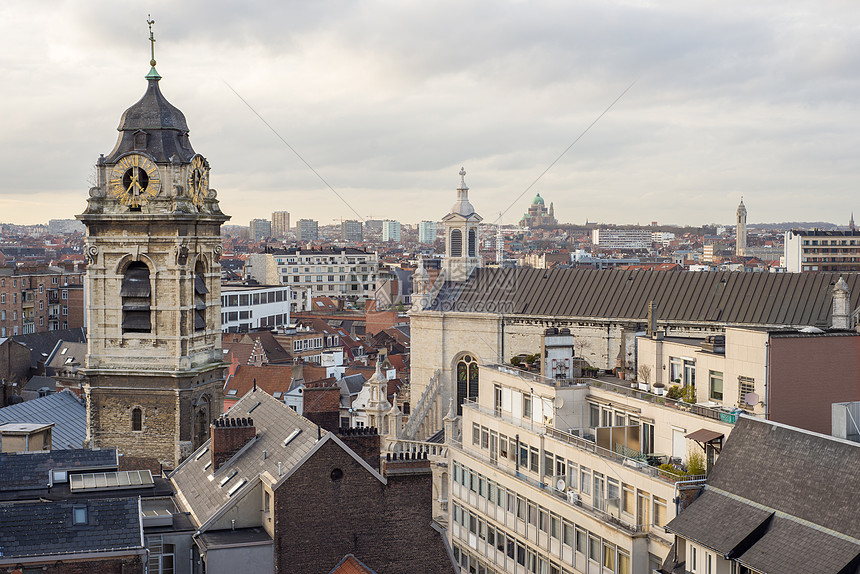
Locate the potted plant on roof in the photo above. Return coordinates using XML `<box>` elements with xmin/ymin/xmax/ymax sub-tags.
<box><xmin>652</xmin><ymin>381</ymin><xmax>665</xmax><ymax>396</ymax></box>
<box><xmin>637</xmin><ymin>365</ymin><xmax>652</xmax><ymax>392</ymax></box>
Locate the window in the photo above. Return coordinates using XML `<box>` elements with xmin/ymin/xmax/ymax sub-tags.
<box><xmin>523</xmin><ymin>394</ymin><xmax>532</xmax><ymax>420</ymax></box>
<box><xmin>468</xmin><ymin>228</ymin><xmax>477</xmax><ymax>257</ymax></box>
<box><xmin>0</xmin><ymin>293</ymin><xmax>4</xmax><ymax>303</ymax></box>
<box><xmin>456</xmin><ymin>355</ymin><xmax>479</xmax><ymax>414</ymax></box>
<box><xmin>738</xmin><ymin>376</ymin><xmax>756</xmax><ymax>409</ymax></box>
<box><xmin>121</xmin><ymin>262</ymin><xmax>151</xmax><ymax>333</ymax></box>
<box><xmin>132</xmin><ymin>407</ymin><xmax>143</xmax><ymax>432</ymax></box>
<box><xmin>709</xmin><ymin>371</ymin><xmax>723</xmax><ymax>401</ymax></box>
<box><xmin>473</xmin><ymin>423</ymin><xmax>480</xmax><ymax>445</ymax></box>
<box><xmin>194</xmin><ymin>263</ymin><xmax>209</xmax><ymax>331</ymax></box>
<box><xmin>654</xmin><ymin>496</ymin><xmax>668</xmax><ymax>527</ymax></box>
<box><xmin>450</xmin><ymin>228</ymin><xmax>463</xmax><ymax>257</ymax></box>
<box><xmin>73</xmin><ymin>505</ymin><xmax>87</xmax><ymax>524</ymax></box>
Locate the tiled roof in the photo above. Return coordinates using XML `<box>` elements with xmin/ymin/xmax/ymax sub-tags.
<box><xmin>0</xmin><ymin>497</ymin><xmax>142</xmax><ymax>559</ymax></box>
<box><xmin>225</xmin><ymin>365</ymin><xmax>294</xmax><ymax>398</ymax></box>
<box><xmin>170</xmin><ymin>389</ymin><xmax>322</xmax><ymax>526</ymax></box>
<box><xmin>0</xmin><ymin>390</ymin><xmax>86</xmax><ymax>450</ymax></box>
<box><xmin>666</xmin><ymin>417</ymin><xmax>860</xmax><ymax>573</ymax></box>
<box><xmin>329</xmin><ymin>554</ymin><xmax>377</xmax><ymax>574</ymax></box>
<box><xmin>0</xmin><ymin>448</ymin><xmax>118</xmax><ymax>494</ymax></box>
<box><xmin>429</xmin><ymin>268</ymin><xmax>860</xmax><ymax>328</ymax></box>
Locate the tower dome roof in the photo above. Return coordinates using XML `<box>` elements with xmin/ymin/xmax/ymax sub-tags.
<box><xmin>104</xmin><ymin>74</ymin><xmax>196</xmax><ymax>164</ymax></box>
<box><xmin>532</xmin><ymin>193</ymin><xmax>545</xmax><ymax>206</ymax></box>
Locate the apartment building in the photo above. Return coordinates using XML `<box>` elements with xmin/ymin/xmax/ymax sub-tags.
<box><xmin>382</xmin><ymin>220</ymin><xmax>402</xmax><ymax>242</ymax></box>
<box><xmin>297</xmin><ymin>218</ymin><xmax>319</xmax><ymax>241</ymax></box>
<box><xmin>220</xmin><ymin>284</ymin><xmax>291</xmax><ymax>333</ymax></box>
<box><xmin>419</xmin><ymin>221</ymin><xmax>438</xmax><ymax>244</ymax></box>
<box><xmin>784</xmin><ymin>229</ymin><xmax>860</xmax><ymax>272</ymax></box>
<box><xmin>272</xmin><ymin>211</ymin><xmax>290</xmax><ymax>237</ymax></box>
<box><xmin>249</xmin><ymin>218</ymin><xmax>272</xmax><ymax>241</ymax></box>
<box><xmin>341</xmin><ymin>220</ymin><xmax>363</xmax><ymax>243</ymax></box>
<box><xmin>0</xmin><ymin>266</ymin><xmax>85</xmax><ymax>336</ymax></box>
<box><xmin>449</xmin><ymin>330</ymin><xmax>733</xmax><ymax>574</ymax></box>
<box><xmin>591</xmin><ymin>229</ymin><xmax>652</xmax><ymax>250</ymax></box>
<box><xmin>245</xmin><ymin>248</ymin><xmax>379</xmax><ymax>303</ymax></box>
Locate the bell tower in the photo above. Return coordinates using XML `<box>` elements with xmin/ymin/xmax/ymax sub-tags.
<box><xmin>736</xmin><ymin>197</ymin><xmax>747</xmax><ymax>257</ymax></box>
<box><xmin>77</xmin><ymin>21</ymin><xmax>230</xmax><ymax>470</ymax></box>
<box><xmin>442</xmin><ymin>168</ymin><xmax>482</xmax><ymax>282</ymax></box>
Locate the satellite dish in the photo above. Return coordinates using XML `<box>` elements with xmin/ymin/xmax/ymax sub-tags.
<box><xmin>556</xmin><ymin>478</ymin><xmax>566</xmax><ymax>491</ymax></box>
<box><xmin>555</xmin><ymin>396</ymin><xmax>564</xmax><ymax>408</ymax></box>
<box><xmin>744</xmin><ymin>392</ymin><xmax>760</xmax><ymax>406</ymax></box>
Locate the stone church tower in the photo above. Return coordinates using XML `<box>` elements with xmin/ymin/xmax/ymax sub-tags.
<box><xmin>442</xmin><ymin>168</ymin><xmax>482</xmax><ymax>282</ymax></box>
<box><xmin>77</xmin><ymin>40</ymin><xmax>229</xmax><ymax>470</ymax></box>
<box><xmin>736</xmin><ymin>197</ymin><xmax>747</xmax><ymax>257</ymax></box>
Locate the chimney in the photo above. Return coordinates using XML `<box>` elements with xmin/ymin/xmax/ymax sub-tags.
<box><xmin>541</xmin><ymin>327</ymin><xmax>575</xmax><ymax>380</ymax></box>
<box><xmin>646</xmin><ymin>301</ymin><xmax>657</xmax><ymax>337</ymax></box>
<box><xmin>832</xmin><ymin>277</ymin><xmax>851</xmax><ymax>330</ymax></box>
<box><xmin>211</xmin><ymin>417</ymin><xmax>256</xmax><ymax>471</ymax></box>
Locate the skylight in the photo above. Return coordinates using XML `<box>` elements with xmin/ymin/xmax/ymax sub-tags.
<box><xmin>227</xmin><ymin>478</ymin><xmax>247</xmax><ymax>497</ymax></box>
<box><xmin>283</xmin><ymin>428</ymin><xmax>302</xmax><ymax>447</ymax></box>
<box><xmin>219</xmin><ymin>469</ymin><xmax>238</xmax><ymax>487</ymax></box>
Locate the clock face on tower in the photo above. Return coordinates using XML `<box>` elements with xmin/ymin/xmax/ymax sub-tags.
<box><xmin>187</xmin><ymin>155</ymin><xmax>209</xmax><ymax>208</ymax></box>
<box><xmin>109</xmin><ymin>154</ymin><xmax>161</xmax><ymax>207</ymax></box>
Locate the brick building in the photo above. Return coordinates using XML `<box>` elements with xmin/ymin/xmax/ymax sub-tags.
<box><xmin>170</xmin><ymin>389</ymin><xmax>455</xmax><ymax>574</ymax></box>
<box><xmin>0</xmin><ymin>266</ymin><xmax>85</xmax><ymax>337</ymax></box>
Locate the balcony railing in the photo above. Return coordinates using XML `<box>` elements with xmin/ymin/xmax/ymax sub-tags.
<box><xmin>486</xmin><ymin>363</ymin><xmax>583</xmax><ymax>388</ymax></box>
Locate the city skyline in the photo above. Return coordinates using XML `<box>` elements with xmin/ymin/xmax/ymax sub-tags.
<box><xmin>2</xmin><ymin>1</ymin><xmax>860</xmax><ymax>226</ymax></box>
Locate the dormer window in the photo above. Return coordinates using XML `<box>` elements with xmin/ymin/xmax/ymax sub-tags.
<box><xmin>121</xmin><ymin>262</ymin><xmax>151</xmax><ymax>333</ymax></box>
<box><xmin>133</xmin><ymin>129</ymin><xmax>147</xmax><ymax>150</ymax></box>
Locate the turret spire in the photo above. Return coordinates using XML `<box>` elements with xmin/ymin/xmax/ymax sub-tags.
<box><xmin>146</xmin><ymin>15</ymin><xmax>161</xmax><ymax>81</ymax></box>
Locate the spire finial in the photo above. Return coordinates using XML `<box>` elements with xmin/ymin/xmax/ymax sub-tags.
<box><xmin>459</xmin><ymin>167</ymin><xmax>467</xmax><ymax>189</ymax></box>
<box><xmin>145</xmin><ymin>15</ymin><xmax>161</xmax><ymax>81</ymax></box>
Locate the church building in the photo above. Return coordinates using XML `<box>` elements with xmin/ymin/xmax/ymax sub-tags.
<box><xmin>77</xmin><ymin>33</ymin><xmax>229</xmax><ymax>470</ymax></box>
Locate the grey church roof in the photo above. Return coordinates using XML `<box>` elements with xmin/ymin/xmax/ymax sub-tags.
<box><xmin>0</xmin><ymin>497</ymin><xmax>143</xmax><ymax>560</ymax></box>
<box><xmin>429</xmin><ymin>268</ymin><xmax>860</xmax><ymax>328</ymax></box>
<box><xmin>170</xmin><ymin>389</ymin><xmax>322</xmax><ymax>526</ymax></box>
<box><xmin>666</xmin><ymin>417</ymin><xmax>860</xmax><ymax>574</ymax></box>
<box><xmin>105</xmin><ymin>74</ymin><xmax>196</xmax><ymax>163</ymax></box>
<box><xmin>0</xmin><ymin>390</ymin><xmax>86</xmax><ymax>450</ymax></box>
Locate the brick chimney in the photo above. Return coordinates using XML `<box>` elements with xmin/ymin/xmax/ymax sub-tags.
<box><xmin>211</xmin><ymin>417</ymin><xmax>256</xmax><ymax>471</ymax></box>
<box><xmin>337</xmin><ymin>426</ymin><xmax>381</xmax><ymax>472</ymax></box>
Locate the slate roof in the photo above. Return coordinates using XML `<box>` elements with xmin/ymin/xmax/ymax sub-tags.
<box><xmin>45</xmin><ymin>341</ymin><xmax>87</xmax><ymax>375</ymax></box>
<box><xmin>12</xmin><ymin>328</ymin><xmax>86</xmax><ymax>370</ymax></box>
<box><xmin>0</xmin><ymin>448</ymin><xmax>118</xmax><ymax>492</ymax></box>
<box><xmin>170</xmin><ymin>389</ymin><xmax>322</xmax><ymax>527</ymax></box>
<box><xmin>341</xmin><ymin>374</ymin><xmax>366</xmax><ymax>396</ymax></box>
<box><xmin>666</xmin><ymin>417</ymin><xmax>860</xmax><ymax>573</ymax></box>
<box><xmin>429</xmin><ymin>268</ymin><xmax>860</xmax><ymax>328</ymax></box>
<box><xmin>0</xmin><ymin>390</ymin><xmax>86</xmax><ymax>450</ymax></box>
<box><xmin>0</xmin><ymin>497</ymin><xmax>143</xmax><ymax>560</ymax></box>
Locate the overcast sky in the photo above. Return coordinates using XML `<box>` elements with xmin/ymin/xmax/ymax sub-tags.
<box><xmin>1</xmin><ymin>1</ymin><xmax>859</xmax><ymax>227</ymax></box>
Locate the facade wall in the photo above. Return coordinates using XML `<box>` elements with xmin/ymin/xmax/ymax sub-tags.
<box><xmin>272</xmin><ymin>439</ymin><xmax>452</xmax><ymax>574</ymax></box>
<box><xmin>220</xmin><ymin>285</ymin><xmax>291</xmax><ymax>332</ymax></box>
<box><xmin>769</xmin><ymin>335</ymin><xmax>860</xmax><ymax>434</ymax></box>
<box><xmin>204</xmin><ymin>544</ymin><xmax>273</xmax><ymax>574</ymax></box>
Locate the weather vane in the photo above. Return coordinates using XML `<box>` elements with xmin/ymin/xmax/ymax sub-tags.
<box><xmin>147</xmin><ymin>15</ymin><xmax>156</xmax><ymax>67</ymax></box>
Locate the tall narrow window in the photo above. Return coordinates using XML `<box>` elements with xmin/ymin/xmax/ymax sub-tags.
<box><xmin>122</xmin><ymin>262</ymin><xmax>151</xmax><ymax>333</ymax></box>
<box><xmin>450</xmin><ymin>229</ymin><xmax>462</xmax><ymax>257</ymax></box>
<box><xmin>194</xmin><ymin>262</ymin><xmax>208</xmax><ymax>331</ymax></box>
<box><xmin>456</xmin><ymin>354</ymin><xmax>479</xmax><ymax>414</ymax></box>
<box><xmin>468</xmin><ymin>228</ymin><xmax>477</xmax><ymax>257</ymax></box>
<box><xmin>132</xmin><ymin>407</ymin><xmax>142</xmax><ymax>431</ymax></box>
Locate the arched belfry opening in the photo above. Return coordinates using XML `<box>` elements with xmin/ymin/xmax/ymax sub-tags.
<box><xmin>121</xmin><ymin>261</ymin><xmax>151</xmax><ymax>333</ymax></box>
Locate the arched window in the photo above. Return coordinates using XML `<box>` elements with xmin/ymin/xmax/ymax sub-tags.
<box><xmin>121</xmin><ymin>262</ymin><xmax>151</xmax><ymax>333</ymax></box>
<box><xmin>468</xmin><ymin>228</ymin><xmax>477</xmax><ymax>257</ymax></box>
<box><xmin>131</xmin><ymin>407</ymin><xmax>142</xmax><ymax>431</ymax></box>
<box><xmin>194</xmin><ymin>262</ymin><xmax>208</xmax><ymax>331</ymax></box>
<box><xmin>456</xmin><ymin>354</ymin><xmax>479</xmax><ymax>414</ymax></box>
<box><xmin>450</xmin><ymin>229</ymin><xmax>462</xmax><ymax>257</ymax></box>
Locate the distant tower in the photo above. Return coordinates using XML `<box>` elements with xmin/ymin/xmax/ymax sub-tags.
<box><xmin>736</xmin><ymin>197</ymin><xmax>747</xmax><ymax>257</ymax></box>
<box><xmin>850</xmin><ymin>212</ymin><xmax>856</xmax><ymax>232</ymax></box>
<box><xmin>442</xmin><ymin>168</ymin><xmax>482</xmax><ymax>281</ymax></box>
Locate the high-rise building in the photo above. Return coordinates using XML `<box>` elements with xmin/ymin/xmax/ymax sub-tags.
<box><xmin>418</xmin><ymin>220</ymin><xmax>437</xmax><ymax>244</ymax></box>
<box><xmin>591</xmin><ymin>228</ymin><xmax>652</xmax><ymax>250</ymax></box>
<box><xmin>341</xmin><ymin>220</ymin><xmax>363</xmax><ymax>242</ymax></box>
<box><xmin>784</xmin><ymin>229</ymin><xmax>860</xmax><ymax>272</ymax></box>
<box><xmin>249</xmin><ymin>218</ymin><xmax>272</xmax><ymax>241</ymax></box>
<box><xmin>297</xmin><ymin>219</ymin><xmax>319</xmax><ymax>241</ymax></box>
<box><xmin>736</xmin><ymin>198</ymin><xmax>747</xmax><ymax>256</ymax></box>
<box><xmin>382</xmin><ymin>220</ymin><xmax>401</xmax><ymax>242</ymax></box>
<box><xmin>272</xmin><ymin>211</ymin><xmax>290</xmax><ymax>237</ymax></box>
<box><xmin>77</xmin><ymin>52</ymin><xmax>228</xmax><ymax>469</ymax></box>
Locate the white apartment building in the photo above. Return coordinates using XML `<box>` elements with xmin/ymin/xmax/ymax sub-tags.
<box><xmin>245</xmin><ymin>248</ymin><xmax>379</xmax><ymax>304</ymax></box>
<box><xmin>383</xmin><ymin>220</ymin><xmax>402</xmax><ymax>242</ymax></box>
<box><xmin>784</xmin><ymin>229</ymin><xmax>860</xmax><ymax>272</ymax></box>
<box><xmin>419</xmin><ymin>221</ymin><xmax>439</xmax><ymax>244</ymax></box>
<box><xmin>220</xmin><ymin>284</ymin><xmax>291</xmax><ymax>333</ymax></box>
<box><xmin>448</xmin><ymin>332</ymin><xmax>733</xmax><ymax>574</ymax></box>
<box><xmin>592</xmin><ymin>229</ymin><xmax>652</xmax><ymax>250</ymax></box>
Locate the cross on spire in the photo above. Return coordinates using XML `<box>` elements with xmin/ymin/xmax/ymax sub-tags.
<box><xmin>147</xmin><ymin>15</ymin><xmax>157</xmax><ymax>66</ymax></box>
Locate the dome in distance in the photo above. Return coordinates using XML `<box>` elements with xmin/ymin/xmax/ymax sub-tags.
<box><xmin>532</xmin><ymin>193</ymin><xmax>545</xmax><ymax>206</ymax></box>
